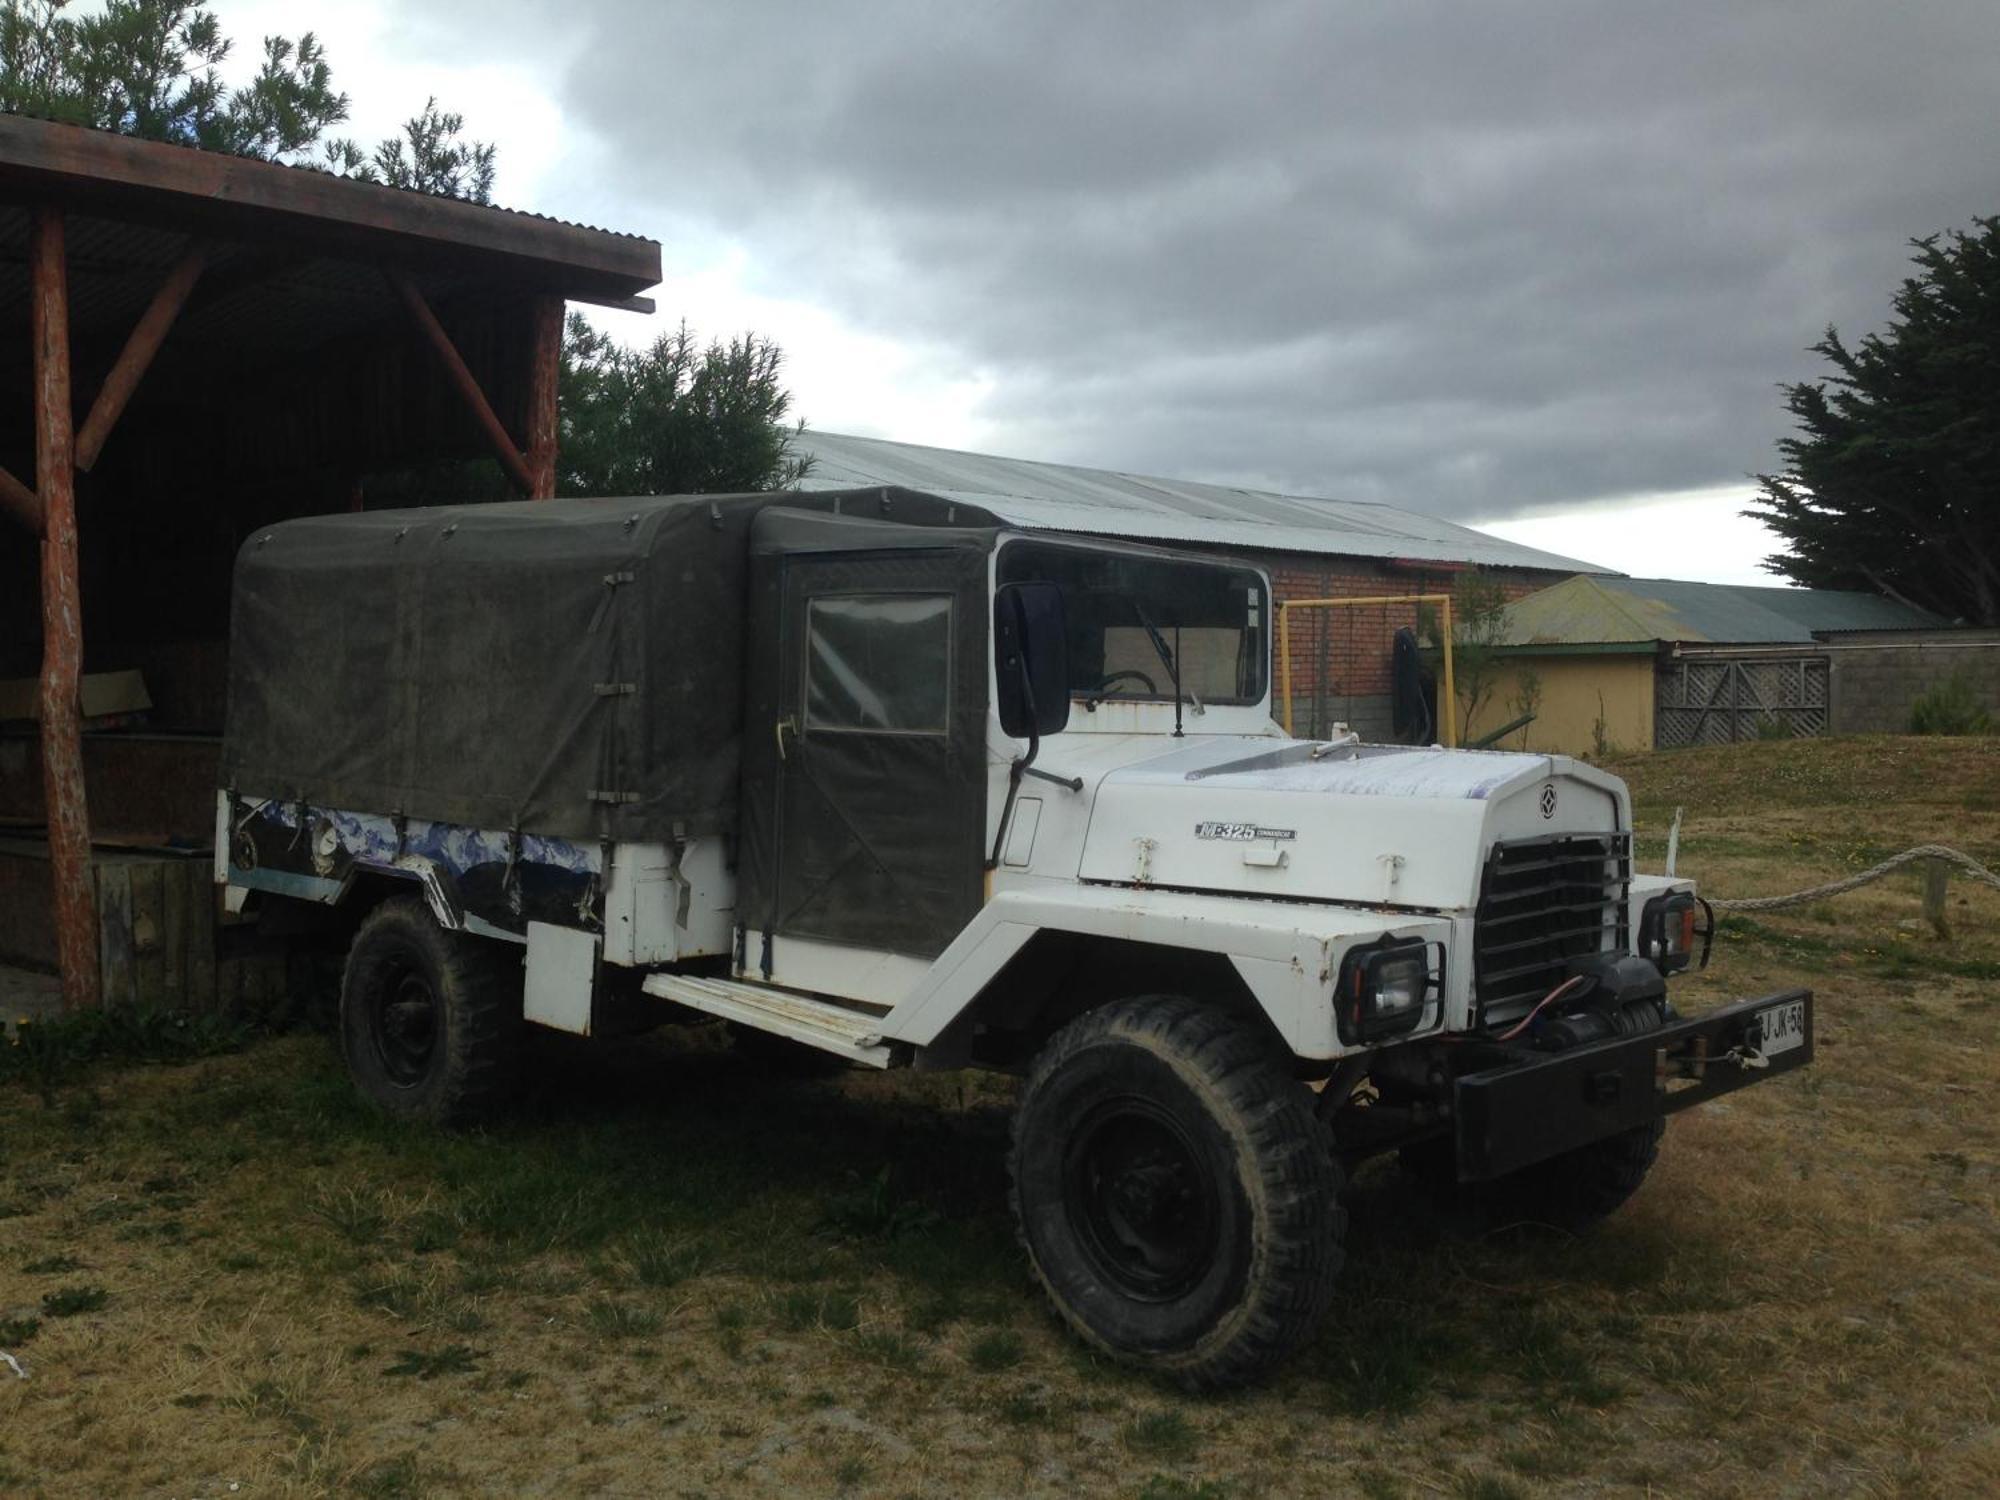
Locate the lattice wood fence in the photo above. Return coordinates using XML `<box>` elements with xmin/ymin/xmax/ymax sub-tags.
<box><xmin>1656</xmin><ymin>657</ymin><xmax>1829</xmax><ymax>746</ymax></box>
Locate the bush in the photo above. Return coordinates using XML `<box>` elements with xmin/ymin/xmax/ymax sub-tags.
<box><xmin>1909</xmin><ymin>670</ymin><xmax>1994</xmax><ymax>735</ymax></box>
<box><xmin>2</xmin><ymin>1006</ymin><xmax>248</xmax><ymax>1102</ymax></box>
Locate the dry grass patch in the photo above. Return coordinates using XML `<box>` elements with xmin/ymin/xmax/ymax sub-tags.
<box><xmin>1</xmin><ymin>735</ymin><xmax>1996</xmax><ymax>1495</ymax></box>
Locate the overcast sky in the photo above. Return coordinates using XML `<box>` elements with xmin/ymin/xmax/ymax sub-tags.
<box><xmin>219</xmin><ymin>1</ymin><xmax>2000</xmax><ymax>584</ymax></box>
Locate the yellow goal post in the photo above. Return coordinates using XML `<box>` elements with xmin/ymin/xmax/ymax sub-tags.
<box><xmin>1274</xmin><ymin>593</ymin><xmax>1458</xmax><ymax>747</ymax></box>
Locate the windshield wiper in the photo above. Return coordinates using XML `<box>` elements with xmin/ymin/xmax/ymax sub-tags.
<box><xmin>1132</xmin><ymin>600</ymin><xmax>1194</xmax><ymax>737</ymax></box>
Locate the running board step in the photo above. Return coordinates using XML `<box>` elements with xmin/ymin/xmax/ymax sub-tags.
<box><xmin>641</xmin><ymin>973</ymin><xmax>900</xmax><ymax>1068</ymax></box>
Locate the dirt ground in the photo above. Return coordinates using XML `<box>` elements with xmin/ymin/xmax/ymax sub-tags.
<box><xmin>2</xmin><ymin>734</ymin><xmax>1996</xmax><ymax>1499</ymax></box>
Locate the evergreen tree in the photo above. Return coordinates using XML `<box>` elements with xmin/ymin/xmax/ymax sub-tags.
<box><xmin>0</xmin><ymin>0</ymin><xmax>494</xmax><ymax>200</ymax></box>
<box><xmin>559</xmin><ymin>315</ymin><xmax>811</xmax><ymax>497</ymax></box>
<box><xmin>1</xmin><ymin>1</ymin><xmax>346</xmax><ymax>160</ymax></box>
<box><xmin>1751</xmin><ymin>216</ymin><xmax>2000</xmax><ymax>625</ymax></box>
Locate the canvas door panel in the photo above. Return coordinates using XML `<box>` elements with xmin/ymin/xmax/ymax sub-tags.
<box><xmin>760</xmin><ymin>553</ymin><xmax>985</xmax><ymax>961</ymax></box>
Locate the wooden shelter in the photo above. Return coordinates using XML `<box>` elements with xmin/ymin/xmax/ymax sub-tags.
<box><xmin>0</xmin><ymin>114</ymin><xmax>661</xmax><ymax>1010</ymax></box>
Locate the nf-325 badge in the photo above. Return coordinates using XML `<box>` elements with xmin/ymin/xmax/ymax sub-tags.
<box><xmin>1195</xmin><ymin>822</ymin><xmax>1297</xmax><ymax>842</ymax></box>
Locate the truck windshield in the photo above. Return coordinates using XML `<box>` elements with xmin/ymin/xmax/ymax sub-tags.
<box><xmin>996</xmin><ymin>540</ymin><xmax>1267</xmax><ymax>706</ymax></box>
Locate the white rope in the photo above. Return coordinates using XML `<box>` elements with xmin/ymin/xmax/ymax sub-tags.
<box><xmin>1707</xmin><ymin>844</ymin><xmax>2000</xmax><ymax>913</ymax></box>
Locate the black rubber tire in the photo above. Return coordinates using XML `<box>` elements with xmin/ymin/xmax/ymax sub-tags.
<box><xmin>339</xmin><ymin>896</ymin><xmax>525</xmax><ymax>1125</ymax></box>
<box><xmin>1401</xmin><ymin>996</ymin><xmax>1676</xmax><ymax>1233</ymax></box>
<box><xmin>1010</xmin><ymin>996</ymin><xmax>1344</xmax><ymax>1389</ymax></box>
<box><xmin>1399</xmin><ymin>1119</ymin><xmax>1665</xmax><ymax>1233</ymax></box>
<box><xmin>1502</xmin><ymin>1117</ymin><xmax>1665</xmax><ymax>1229</ymax></box>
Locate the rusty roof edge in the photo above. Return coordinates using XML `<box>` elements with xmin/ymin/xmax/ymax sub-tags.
<box><xmin>0</xmin><ymin>112</ymin><xmax>661</xmax><ymax>293</ymax></box>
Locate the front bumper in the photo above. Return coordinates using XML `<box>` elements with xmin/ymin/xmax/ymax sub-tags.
<box><xmin>1453</xmin><ymin>989</ymin><xmax>1814</xmax><ymax>1182</ymax></box>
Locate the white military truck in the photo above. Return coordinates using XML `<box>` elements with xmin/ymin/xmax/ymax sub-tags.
<box><xmin>218</xmin><ymin>487</ymin><xmax>1812</xmax><ymax>1387</ymax></box>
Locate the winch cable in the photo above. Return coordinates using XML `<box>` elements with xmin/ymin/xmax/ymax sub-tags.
<box><xmin>1705</xmin><ymin>843</ymin><xmax>2000</xmax><ymax>912</ymax></box>
<box><xmin>1491</xmin><ymin>975</ymin><xmax>1588</xmax><ymax>1042</ymax></box>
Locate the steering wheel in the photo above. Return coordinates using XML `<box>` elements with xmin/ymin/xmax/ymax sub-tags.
<box><xmin>1091</xmin><ymin>669</ymin><xmax>1159</xmax><ymax>695</ymax></box>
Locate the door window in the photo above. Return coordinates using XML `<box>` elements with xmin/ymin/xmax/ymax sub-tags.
<box><xmin>805</xmin><ymin>593</ymin><xmax>952</xmax><ymax>733</ymax></box>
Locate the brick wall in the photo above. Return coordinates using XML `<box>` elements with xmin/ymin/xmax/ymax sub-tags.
<box><xmin>1245</xmin><ymin>552</ymin><xmax>1561</xmax><ymax>738</ymax></box>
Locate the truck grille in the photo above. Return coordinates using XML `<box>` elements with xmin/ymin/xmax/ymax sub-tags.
<box><xmin>1473</xmin><ymin>832</ymin><xmax>1631</xmax><ymax>1025</ymax></box>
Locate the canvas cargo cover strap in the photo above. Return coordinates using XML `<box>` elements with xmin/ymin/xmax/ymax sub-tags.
<box><xmin>221</xmin><ymin>487</ymin><xmax>1001</xmax><ymax>842</ymax></box>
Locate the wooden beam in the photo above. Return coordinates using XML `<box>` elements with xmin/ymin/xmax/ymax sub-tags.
<box><xmin>0</xmin><ymin>462</ymin><xmax>39</xmax><ymax>531</ymax></box>
<box><xmin>387</xmin><ymin>268</ymin><xmax>537</xmax><ymax>497</ymax></box>
<box><xmin>75</xmin><ymin>242</ymin><xmax>208</xmax><ymax>473</ymax></box>
<box><xmin>30</xmin><ymin>204</ymin><xmax>101</xmax><ymax>1013</ymax></box>
<box><xmin>0</xmin><ymin>114</ymin><xmax>662</xmax><ymax>302</ymax></box>
<box><xmin>524</xmin><ymin>295</ymin><xmax>563</xmax><ymax>500</ymax></box>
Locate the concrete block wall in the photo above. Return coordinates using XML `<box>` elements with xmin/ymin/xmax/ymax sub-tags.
<box><xmin>1829</xmin><ymin>633</ymin><xmax>2000</xmax><ymax>734</ymax></box>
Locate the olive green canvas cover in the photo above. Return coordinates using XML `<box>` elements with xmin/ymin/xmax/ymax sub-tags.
<box><xmin>221</xmin><ymin>488</ymin><xmax>998</xmax><ymax>842</ymax></box>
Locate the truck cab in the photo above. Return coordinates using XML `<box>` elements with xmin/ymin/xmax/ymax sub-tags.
<box><xmin>218</xmin><ymin>488</ymin><xmax>1812</xmax><ymax>1387</ymax></box>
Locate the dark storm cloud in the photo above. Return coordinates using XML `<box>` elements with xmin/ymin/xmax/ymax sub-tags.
<box><xmin>426</xmin><ymin>1</ymin><xmax>2000</xmax><ymax>516</ymax></box>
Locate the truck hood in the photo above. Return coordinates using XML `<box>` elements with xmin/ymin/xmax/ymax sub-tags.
<box><xmin>1075</xmin><ymin>738</ymin><xmax>1628</xmax><ymax>910</ymax></box>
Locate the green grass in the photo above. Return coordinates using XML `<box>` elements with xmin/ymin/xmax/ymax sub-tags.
<box><xmin>967</xmin><ymin>1327</ymin><xmax>1026</xmax><ymax>1372</ymax></box>
<box><xmin>0</xmin><ymin>1315</ymin><xmax>41</xmax><ymax>1345</ymax></box>
<box><xmin>1717</xmin><ymin>913</ymin><xmax>2000</xmax><ymax>982</ymax></box>
<box><xmin>39</xmin><ymin>1284</ymin><xmax>108</xmax><ymax>1317</ymax></box>
<box><xmin>382</xmin><ymin>1345</ymin><xmax>480</xmax><ymax>1380</ymax></box>
<box><xmin>770</xmin><ymin>1286</ymin><xmax>861</xmax><ymax>1333</ymax></box>
<box><xmin>1123</xmin><ymin>1409</ymin><xmax>1201</xmax><ymax>1463</ymax></box>
<box><xmin>622</xmin><ymin>1230</ymin><xmax>712</xmax><ymax>1287</ymax></box>
<box><xmin>583</xmin><ymin>1296</ymin><xmax>663</xmax><ymax>1339</ymax></box>
<box><xmin>1138</xmin><ymin>1478</ymin><xmax>1231</xmax><ymax>1500</ymax></box>
<box><xmin>2</xmin><ymin>736</ymin><xmax>1997</xmax><ymax>1496</ymax></box>
<box><xmin>832</xmin><ymin>1455</ymin><xmax>869</xmax><ymax>1488</ymax></box>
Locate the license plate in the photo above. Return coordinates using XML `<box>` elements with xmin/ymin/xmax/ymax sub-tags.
<box><xmin>1757</xmin><ymin>998</ymin><xmax>1806</xmax><ymax>1057</ymax></box>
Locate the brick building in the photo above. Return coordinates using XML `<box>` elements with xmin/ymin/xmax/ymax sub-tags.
<box><xmin>793</xmin><ymin>431</ymin><xmax>1602</xmax><ymax>739</ymax></box>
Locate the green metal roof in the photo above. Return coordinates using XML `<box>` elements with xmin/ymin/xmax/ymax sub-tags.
<box><xmin>1493</xmin><ymin>575</ymin><xmax>1943</xmax><ymax>647</ymax></box>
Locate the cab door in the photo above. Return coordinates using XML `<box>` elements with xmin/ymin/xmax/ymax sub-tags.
<box><xmin>739</xmin><ymin>511</ymin><xmax>991</xmax><ymax>975</ymax></box>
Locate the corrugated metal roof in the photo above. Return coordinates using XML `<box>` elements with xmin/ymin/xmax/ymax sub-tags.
<box><xmin>791</xmin><ymin>431</ymin><xmax>1610</xmax><ymax>575</ymax></box>
<box><xmin>0</xmin><ymin>107</ymin><xmax>653</xmax><ymax>244</ymax></box>
<box><xmin>1728</xmin><ymin>582</ymin><xmax>1948</xmax><ymax>634</ymax></box>
<box><xmin>1494</xmin><ymin>574</ymin><xmax>1944</xmax><ymax>647</ymax></box>
<box><xmin>0</xmin><ymin>113</ymin><xmax>660</xmax><ymax>307</ymax></box>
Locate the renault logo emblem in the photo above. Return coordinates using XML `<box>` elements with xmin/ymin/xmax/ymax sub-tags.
<box><xmin>1539</xmin><ymin>784</ymin><xmax>1558</xmax><ymax>819</ymax></box>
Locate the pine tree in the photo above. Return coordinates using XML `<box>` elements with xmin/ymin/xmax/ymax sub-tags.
<box><xmin>558</xmin><ymin>316</ymin><xmax>811</xmax><ymax>497</ymax></box>
<box><xmin>1751</xmin><ymin>216</ymin><xmax>2000</xmax><ymax>625</ymax></box>
<box><xmin>0</xmin><ymin>1</ymin><xmax>494</xmax><ymax>201</ymax></box>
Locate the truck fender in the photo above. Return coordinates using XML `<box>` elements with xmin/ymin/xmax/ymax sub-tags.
<box><xmin>345</xmin><ymin>857</ymin><xmax>463</xmax><ymax>932</ymax></box>
<box><xmin>880</xmin><ymin>885</ymin><xmax>1454</xmax><ymax>1061</ymax></box>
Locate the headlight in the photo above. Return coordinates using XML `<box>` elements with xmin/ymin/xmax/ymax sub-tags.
<box><xmin>1337</xmin><ymin>936</ymin><xmax>1435</xmax><ymax>1046</ymax></box>
<box><xmin>1640</xmin><ymin>892</ymin><xmax>1701</xmax><ymax>975</ymax></box>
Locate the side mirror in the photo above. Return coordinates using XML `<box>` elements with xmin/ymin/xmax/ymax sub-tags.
<box><xmin>994</xmin><ymin>581</ymin><xmax>1071</xmax><ymax>739</ymax></box>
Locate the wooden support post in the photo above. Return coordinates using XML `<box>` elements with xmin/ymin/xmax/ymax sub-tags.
<box><xmin>0</xmin><ymin>462</ymin><xmax>39</xmax><ymax>531</ymax></box>
<box><xmin>387</xmin><ymin>268</ymin><xmax>537</xmax><ymax>497</ymax></box>
<box><xmin>1922</xmin><ymin>858</ymin><xmax>1952</xmax><ymax>941</ymax></box>
<box><xmin>31</xmin><ymin>204</ymin><xmax>101</xmax><ymax>1012</ymax></box>
<box><xmin>75</xmin><ymin>243</ymin><xmax>208</xmax><ymax>473</ymax></box>
<box><xmin>525</xmin><ymin>295</ymin><xmax>562</xmax><ymax>500</ymax></box>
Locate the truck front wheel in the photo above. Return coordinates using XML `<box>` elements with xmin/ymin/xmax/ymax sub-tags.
<box><xmin>1400</xmin><ymin>1118</ymin><xmax>1665</xmax><ymax>1232</ymax></box>
<box><xmin>1010</xmin><ymin>996</ymin><xmax>1344</xmax><ymax>1388</ymax></box>
<box><xmin>340</xmin><ymin>896</ymin><xmax>524</xmax><ymax>1125</ymax></box>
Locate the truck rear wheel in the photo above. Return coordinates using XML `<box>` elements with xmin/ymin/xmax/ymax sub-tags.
<box><xmin>1010</xmin><ymin>996</ymin><xmax>1343</xmax><ymax>1389</ymax></box>
<box><xmin>340</xmin><ymin>896</ymin><xmax>524</xmax><ymax>1125</ymax></box>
